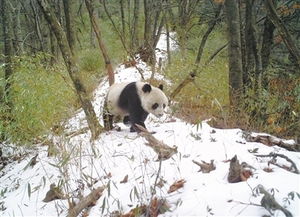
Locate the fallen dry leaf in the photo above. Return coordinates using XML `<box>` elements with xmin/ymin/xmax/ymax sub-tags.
<box><xmin>149</xmin><ymin>197</ymin><xmax>170</xmax><ymax>217</ymax></box>
<box><xmin>167</xmin><ymin>179</ymin><xmax>186</xmax><ymax>193</ymax></box>
<box><xmin>263</xmin><ymin>167</ymin><xmax>274</xmax><ymax>173</ymax></box>
<box><xmin>192</xmin><ymin>159</ymin><xmax>216</xmax><ymax>173</ymax></box>
<box><xmin>240</xmin><ymin>170</ymin><xmax>253</xmax><ymax>181</ymax></box>
<box><xmin>121</xmin><ymin>205</ymin><xmax>147</xmax><ymax>217</ymax></box>
<box><xmin>120</xmin><ymin>175</ymin><xmax>128</xmax><ymax>184</ymax></box>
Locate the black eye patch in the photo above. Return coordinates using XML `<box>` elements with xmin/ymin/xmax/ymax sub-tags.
<box><xmin>163</xmin><ymin>104</ymin><xmax>166</xmax><ymax>108</ymax></box>
<box><xmin>152</xmin><ymin>103</ymin><xmax>159</xmax><ymax>110</ymax></box>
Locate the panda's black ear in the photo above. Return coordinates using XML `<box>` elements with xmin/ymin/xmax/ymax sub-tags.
<box><xmin>158</xmin><ymin>84</ymin><xmax>163</xmax><ymax>91</ymax></box>
<box><xmin>142</xmin><ymin>83</ymin><xmax>152</xmax><ymax>93</ymax></box>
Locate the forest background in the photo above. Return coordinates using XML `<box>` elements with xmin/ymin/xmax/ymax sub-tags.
<box><xmin>0</xmin><ymin>0</ymin><xmax>299</xmax><ymax>145</ymax></box>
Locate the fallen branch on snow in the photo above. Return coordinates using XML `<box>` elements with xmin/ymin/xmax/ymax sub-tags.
<box><xmin>136</xmin><ymin>124</ymin><xmax>177</xmax><ymax>160</ymax></box>
<box><xmin>66</xmin><ymin>186</ymin><xmax>105</xmax><ymax>217</ymax></box>
<box><xmin>256</xmin><ymin>184</ymin><xmax>293</xmax><ymax>217</ymax></box>
<box><xmin>65</xmin><ymin>127</ymin><xmax>90</xmax><ymax>138</ymax></box>
<box><xmin>192</xmin><ymin>159</ymin><xmax>216</xmax><ymax>173</ymax></box>
<box><xmin>255</xmin><ymin>152</ymin><xmax>299</xmax><ymax>174</ymax></box>
<box><xmin>245</xmin><ymin>133</ymin><xmax>300</xmax><ymax>152</ymax></box>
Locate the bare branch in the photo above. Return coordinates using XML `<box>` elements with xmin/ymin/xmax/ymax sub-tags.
<box><xmin>255</xmin><ymin>152</ymin><xmax>299</xmax><ymax>174</ymax></box>
<box><xmin>66</xmin><ymin>186</ymin><xmax>105</xmax><ymax>217</ymax></box>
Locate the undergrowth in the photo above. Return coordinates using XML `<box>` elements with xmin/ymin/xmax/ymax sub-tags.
<box><xmin>164</xmin><ymin>51</ymin><xmax>229</xmax><ymax>125</ymax></box>
<box><xmin>242</xmin><ymin>72</ymin><xmax>300</xmax><ymax>138</ymax></box>
<box><xmin>165</xmin><ymin>54</ymin><xmax>299</xmax><ymax>138</ymax></box>
<box><xmin>0</xmin><ymin>54</ymin><xmax>77</xmax><ymax>144</ymax></box>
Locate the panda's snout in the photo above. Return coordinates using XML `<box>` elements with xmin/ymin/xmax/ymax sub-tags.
<box><xmin>157</xmin><ymin>113</ymin><xmax>163</xmax><ymax>118</ymax></box>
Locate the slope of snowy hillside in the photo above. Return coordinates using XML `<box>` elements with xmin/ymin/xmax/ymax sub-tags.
<box><xmin>0</xmin><ymin>33</ymin><xmax>299</xmax><ymax>217</ymax></box>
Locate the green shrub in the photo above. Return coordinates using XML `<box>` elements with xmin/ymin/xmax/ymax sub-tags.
<box><xmin>243</xmin><ymin>73</ymin><xmax>300</xmax><ymax>137</ymax></box>
<box><xmin>1</xmin><ymin>54</ymin><xmax>77</xmax><ymax>144</ymax></box>
<box><xmin>164</xmin><ymin>47</ymin><xmax>229</xmax><ymax>123</ymax></box>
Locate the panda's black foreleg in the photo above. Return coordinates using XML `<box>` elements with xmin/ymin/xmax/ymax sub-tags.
<box><xmin>123</xmin><ymin>116</ymin><xmax>130</xmax><ymax>125</ymax></box>
<box><xmin>129</xmin><ymin>112</ymin><xmax>148</xmax><ymax>132</ymax></box>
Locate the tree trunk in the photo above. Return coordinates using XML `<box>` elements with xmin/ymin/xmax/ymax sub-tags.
<box><xmin>224</xmin><ymin>0</ymin><xmax>244</xmax><ymax>108</ymax></box>
<box><xmin>244</xmin><ymin>0</ymin><xmax>255</xmax><ymax>86</ymax></box>
<box><xmin>1</xmin><ymin>0</ymin><xmax>14</xmax><ymax>102</ymax></box>
<box><xmin>119</xmin><ymin>0</ymin><xmax>125</xmax><ymax>36</ymax></box>
<box><xmin>264</xmin><ymin>0</ymin><xmax>300</xmax><ymax>66</ymax></box>
<box><xmin>85</xmin><ymin>0</ymin><xmax>114</xmax><ymax>86</ymax></box>
<box><xmin>63</xmin><ymin>0</ymin><xmax>76</xmax><ymax>53</ymax></box>
<box><xmin>166</xmin><ymin>22</ymin><xmax>171</xmax><ymax>65</ymax></box>
<box><xmin>143</xmin><ymin>0</ymin><xmax>153</xmax><ymax>48</ymax></box>
<box><xmin>37</xmin><ymin>0</ymin><xmax>102</xmax><ymax>140</ymax></box>
<box><xmin>261</xmin><ymin>17</ymin><xmax>275</xmax><ymax>73</ymax></box>
<box><xmin>30</xmin><ymin>0</ymin><xmax>45</xmax><ymax>52</ymax></box>
<box><xmin>169</xmin><ymin>2</ymin><xmax>223</xmax><ymax>100</ymax></box>
<box><xmin>239</xmin><ymin>0</ymin><xmax>246</xmax><ymax>75</ymax></box>
<box><xmin>131</xmin><ymin>0</ymin><xmax>140</xmax><ymax>51</ymax></box>
<box><xmin>195</xmin><ymin>4</ymin><xmax>223</xmax><ymax>65</ymax></box>
<box><xmin>49</xmin><ymin>24</ymin><xmax>57</xmax><ymax>64</ymax></box>
<box><xmin>12</xmin><ymin>0</ymin><xmax>23</xmax><ymax>54</ymax></box>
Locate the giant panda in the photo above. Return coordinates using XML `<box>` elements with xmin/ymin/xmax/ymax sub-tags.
<box><xmin>103</xmin><ymin>81</ymin><xmax>168</xmax><ymax>132</ymax></box>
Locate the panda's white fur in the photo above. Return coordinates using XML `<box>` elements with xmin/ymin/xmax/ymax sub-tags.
<box><xmin>104</xmin><ymin>81</ymin><xmax>168</xmax><ymax>132</ymax></box>
<box><xmin>106</xmin><ymin>82</ymin><xmax>129</xmax><ymax>117</ymax></box>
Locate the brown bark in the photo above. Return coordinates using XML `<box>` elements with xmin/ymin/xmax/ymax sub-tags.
<box><xmin>224</xmin><ymin>0</ymin><xmax>243</xmax><ymax>107</ymax></box>
<box><xmin>264</xmin><ymin>0</ymin><xmax>300</xmax><ymax>66</ymax></box>
<box><xmin>37</xmin><ymin>0</ymin><xmax>102</xmax><ymax>140</ymax></box>
<box><xmin>63</xmin><ymin>0</ymin><xmax>76</xmax><ymax>53</ymax></box>
<box><xmin>85</xmin><ymin>0</ymin><xmax>114</xmax><ymax>86</ymax></box>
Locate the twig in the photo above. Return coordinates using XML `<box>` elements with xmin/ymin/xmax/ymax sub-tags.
<box><xmin>192</xmin><ymin>159</ymin><xmax>216</xmax><ymax>173</ymax></box>
<box><xmin>256</xmin><ymin>185</ymin><xmax>293</xmax><ymax>217</ymax></box>
<box><xmin>245</xmin><ymin>133</ymin><xmax>300</xmax><ymax>152</ymax></box>
<box><xmin>255</xmin><ymin>152</ymin><xmax>299</xmax><ymax>174</ymax></box>
<box><xmin>65</xmin><ymin>127</ymin><xmax>89</xmax><ymax>138</ymax></box>
<box><xmin>66</xmin><ymin>186</ymin><xmax>105</xmax><ymax>217</ymax></box>
<box><xmin>146</xmin><ymin>159</ymin><xmax>163</xmax><ymax>217</ymax></box>
<box><xmin>136</xmin><ymin>124</ymin><xmax>177</xmax><ymax>160</ymax></box>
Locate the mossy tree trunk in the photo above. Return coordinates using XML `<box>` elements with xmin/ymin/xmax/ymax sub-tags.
<box><xmin>63</xmin><ymin>0</ymin><xmax>76</xmax><ymax>53</ymax></box>
<box><xmin>37</xmin><ymin>0</ymin><xmax>101</xmax><ymax>140</ymax></box>
<box><xmin>1</xmin><ymin>0</ymin><xmax>14</xmax><ymax>103</ymax></box>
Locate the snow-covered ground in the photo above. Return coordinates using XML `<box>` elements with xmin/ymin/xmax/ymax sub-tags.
<box><xmin>0</xmin><ymin>34</ymin><xmax>299</xmax><ymax>217</ymax></box>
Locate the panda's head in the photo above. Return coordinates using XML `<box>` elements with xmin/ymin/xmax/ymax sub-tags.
<box><xmin>137</xmin><ymin>82</ymin><xmax>168</xmax><ymax>117</ymax></box>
